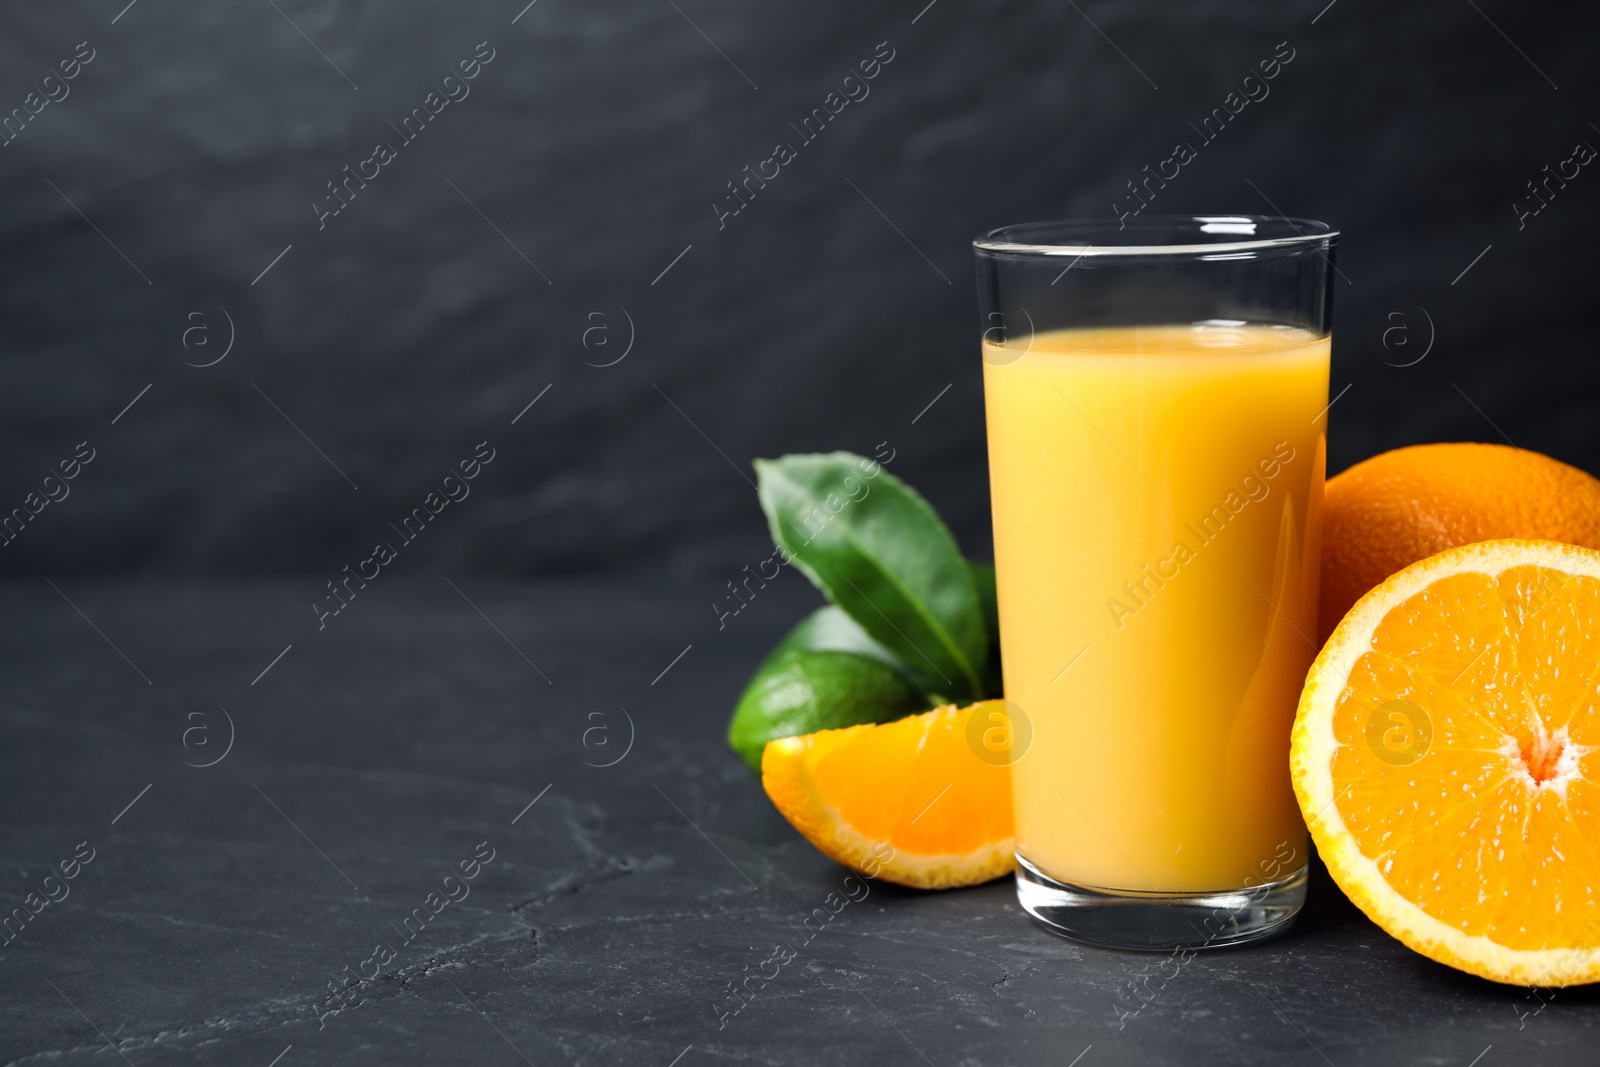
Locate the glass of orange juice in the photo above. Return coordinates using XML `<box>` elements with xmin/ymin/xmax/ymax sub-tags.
<box><xmin>974</xmin><ymin>216</ymin><xmax>1336</xmax><ymax>949</ymax></box>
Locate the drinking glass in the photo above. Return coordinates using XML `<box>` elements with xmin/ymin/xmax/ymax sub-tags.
<box><xmin>974</xmin><ymin>215</ymin><xmax>1336</xmax><ymax>949</ymax></box>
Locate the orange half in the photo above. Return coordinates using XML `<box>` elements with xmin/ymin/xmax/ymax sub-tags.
<box><xmin>761</xmin><ymin>702</ymin><xmax>1015</xmax><ymax>889</ymax></box>
<box><xmin>1293</xmin><ymin>539</ymin><xmax>1600</xmax><ymax>985</ymax></box>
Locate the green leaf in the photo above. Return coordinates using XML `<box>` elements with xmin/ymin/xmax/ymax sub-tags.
<box><xmin>727</xmin><ymin>648</ymin><xmax>924</xmax><ymax>773</ymax></box>
<box><xmin>968</xmin><ymin>560</ymin><xmax>1004</xmax><ymax>698</ymax></box>
<box><xmin>765</xmin><ymin>604</ymin><xmax>906</xmax><ymax>672</ymax></box>
<box><xmin>755</xmin><ymin>452</ymin><xmax>988</xmax><ymax>699</ymax></box>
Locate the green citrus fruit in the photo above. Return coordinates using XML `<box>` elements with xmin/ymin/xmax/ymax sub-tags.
<box><xmin>727</xmin><ymin>647</ymin><xmax>923</xmax><ymax>772</ymax></box>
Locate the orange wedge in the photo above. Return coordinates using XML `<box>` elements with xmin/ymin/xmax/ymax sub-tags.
<box><xmin>1293</xmin><ymin>539</ymin><xmax>1600</xmax><ymax>986</ymax></box>
<box><xmin>761</xmin><ymin>701</ymin><xmax>1015</xmax><ymax>889</ymax></box>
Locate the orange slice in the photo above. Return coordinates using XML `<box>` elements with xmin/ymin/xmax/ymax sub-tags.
<box><xmin>761</xmin><ymin>701</ymin><xmax>1015</xmax><ymax>889</ymax></box>
<box><xmin>1293</xmin><ymin>538</ymin><xmax>1600</xmax><ymax>985</ymax></box>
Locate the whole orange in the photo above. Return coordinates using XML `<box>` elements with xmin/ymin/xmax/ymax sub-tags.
<box><xmin>1318</xmin><ymin>442</ymin><xmax>1600</xmax><ymax>640</ymax></box>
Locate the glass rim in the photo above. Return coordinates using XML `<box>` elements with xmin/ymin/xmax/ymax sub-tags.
<box><xmin>972</xmin><ymin>215</ymin><xmax>1338</xmax><ymax>257</ymax></box>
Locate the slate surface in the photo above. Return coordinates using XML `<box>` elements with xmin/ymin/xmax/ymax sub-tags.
<box><xmin>3</xmin><ymin>577</ymin><xmax>1596</xmax><ymax>1066</ymax></box>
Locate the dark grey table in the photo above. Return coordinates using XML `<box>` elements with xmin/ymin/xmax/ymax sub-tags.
<box><xmin>2</xmin><ymin>577</ymin><xmax>1594</xmax><ymax>1066</ymax></box>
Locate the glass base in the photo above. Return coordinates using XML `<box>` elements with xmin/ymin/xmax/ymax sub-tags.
<box><xmin>1015</xmin><ymin>853</ymin><xmax>1307</xmax><ymax>951</ymax></box>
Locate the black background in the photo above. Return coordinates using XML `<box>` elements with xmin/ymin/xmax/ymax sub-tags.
<box><xmin>1</xmin><ymin>0</ymin><xmax>1597</xmax><ymax>581</ymax></box>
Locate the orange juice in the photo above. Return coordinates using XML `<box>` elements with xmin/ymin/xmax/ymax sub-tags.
<box><xmin>983</xmin><ymin>323</ymin><xmax>1327</xmax><ymax>892</ymax></box>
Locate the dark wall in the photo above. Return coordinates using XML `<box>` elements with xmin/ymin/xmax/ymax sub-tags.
<box><xmin>1</xmin><ymin>0</ymin><xmax>1596</xmax><ymax>578</ymax></box>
